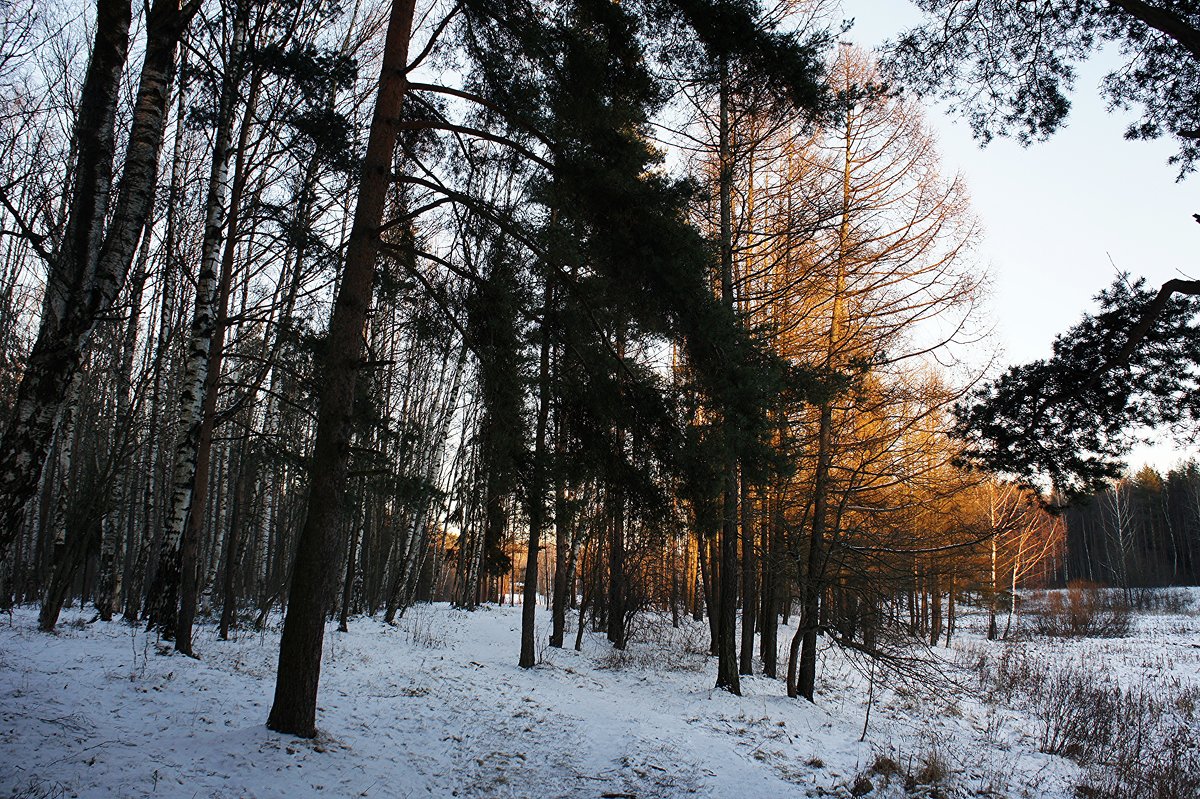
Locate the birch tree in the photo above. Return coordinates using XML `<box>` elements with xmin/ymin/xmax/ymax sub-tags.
<box><xmin>0</xmin><ymin>0</ymin><xmax>197</xmax><ymax>559</ymax></box>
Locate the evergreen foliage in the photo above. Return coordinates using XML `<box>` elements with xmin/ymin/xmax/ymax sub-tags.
<box><xmin>888</xmin><ymin>0</ymin><xmax>1200</xmax><ymax>176</ymax></box>
<box><xmin>954</xmin><ymin>276</ymin><xmax>1200</xmax><ymax>498</ymax></box>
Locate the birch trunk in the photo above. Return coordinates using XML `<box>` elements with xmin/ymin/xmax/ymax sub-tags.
<box><xmin>96</xmin><ymin>197</ymin><xmax>154</xmax><ymax>620</ymax></box>
<box><xmin>147</xmin><ymin>10</ymin><xmax>245</xmax><ymax>647</ymax></box>
<box><xmin>37</xmin><ymin>387</ymin><xmax>81</xmax><ymax>631</ymax></box>
<box><xmin>0</xmin><ymin>0</ymin><xmax>130</xmax><ymax>558</ymax></box>
<box><xmin>0</xmin><ymin>0</ymin><xmax>195</xmax><ymax>561</ymax></box>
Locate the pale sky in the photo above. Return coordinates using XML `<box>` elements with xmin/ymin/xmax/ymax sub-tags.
<box><xmin>838</xmin><ymin>0</ymin><xmax>1200</xmax><ymax>473</ymax></box>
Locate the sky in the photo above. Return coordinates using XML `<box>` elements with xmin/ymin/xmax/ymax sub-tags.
<box><xmin>837</xmin><ymin>0</ymin><xmax>1200</xmax><ymax>473</ymax></box>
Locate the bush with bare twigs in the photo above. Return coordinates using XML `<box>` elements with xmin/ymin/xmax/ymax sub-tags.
<box><xmin>1024</xmin><ymin>584</ymin><xmax>1132</xmax><ymax>638</ymax></box>
<box><xmin>961</xmin><ymin>644</ymin><xmax>1200</xmax><ymax>799</ymax></box>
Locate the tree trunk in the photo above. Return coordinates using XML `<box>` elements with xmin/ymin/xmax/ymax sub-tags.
<box><xmin>714</xmin><ymin>57</ymin><xmax>740</xmax><ymax>696</ymax></box>
<box><xmin>266</xmin><ymin>0</ymin><xmax>416</xmax><ymax>738</ymax></box>
<box><xmin>95</xmin><ymin>201</ymin><xmax>153</xmax><ymax>622</ymax></box>
<box><xmin>606</xmin><ymin>482</ymin><xmax>626</xmax><ymax>649</ymax></box>
<box><xmin>549</xmin><ymin>432</ymin><xmax>569</xmax><ymax>647</ymax></box>
<box><xmin>339</xmin><ymin>492</ymin><xmax>363</xmax><ymax>633</ymax></box>
<box><xmin>987</xmin><ymin>527</ymin><xmax>998</xmax><ymax>640</ymax></box>
<box><xmin>928</xmin><ymin>573</ymin><xmax>942</xmax><ymax>647</ymax></box>
<box><xmin>701</xmin><ymin>529</ymin><xmax>718</xmax><ymax>655</ymax></box>
<box><xmin>945</xmin><ymin>568</ymin><xmax>956</xmax><ymax>646</ymax></box>
<box><xmin>219</xmin><ymin>435</ymin><xmax>253</xmax><ymax>639</ymax></box>
<box><xmin>37</xmin><ymin>389</ymin><xmax>80</xmax><ymax>632</ymax></box>
<box><xmin>0</xmin><ymin>0</ymin><xmax>193</xmax><ymax>564</ymax></box>
<box><xmin>760</xmin><ymin>479</ymin><xmax>780</xmax><ymax>677</ymax></box>
<box><xmin>0</xmin><ymin>0</ymin><xmax>130</xmax><ymax>559</ymax></box>
<box><xmin>797</xmin><ymin>402</ymin><xmax>832</xmax><ymax>701</ymax></box>
<box><xmin>147</xmin><ymin>10</ymin><xmax>245</xmax><ymax>649</ymax></box>
<box><xmin>738</xmin><ymin>472</ymin><xmax>756</xmax><ymax>675</ymax></box>
<box><xmin>520</xmin><ymin>279</ymin><xmax>554</xmax><ymax>668</ymax></box>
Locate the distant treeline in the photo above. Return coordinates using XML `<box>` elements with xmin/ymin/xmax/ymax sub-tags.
<box><xmin>1060</xmin><ymin>463</ymin><xmax>1200</xmax><ymax>588</ymax></box>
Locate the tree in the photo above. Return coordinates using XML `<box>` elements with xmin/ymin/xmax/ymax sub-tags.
<box><xmin>0</xmin><ymin>0</ymin><xmax>198</xmax><ymax>560</ymax></box>
<box><xmin>666</xmin><ymin>0</ymin><xmax>831</xmax><ymax>696</ymax></box>
<box><xmin>727</xmin><ymin>45</ymin><xmax>983</xmax><ymax>699</ymax></box>
<box><xmin>266</xmin><ymin>0</ymin><xmax>418</xmax><ymax>738</ymax></box>
<box><xmin>146</xmin><ymin>0</ymin><xmax>249</xmax><ymax>651</ymax></box>
<box><xmin>954</xmin><ymin>276</ymin><xmax>1200</xmax><ymax>498</ymax></box>
<box><xmin>890</xmin><ymin>1</ymin><xmax>1200</xmax><ymax>390</ymax></box>
<box><xmin>888</xmin><ymin>0</ymin><xmax>1200</xmax><ymax>177</ymax></box>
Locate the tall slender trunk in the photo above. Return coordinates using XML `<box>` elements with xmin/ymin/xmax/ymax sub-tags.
<box><xmin>738</xmin><ymin>470</ymin><xmax>756</xmax><ymax>675</ymax></box>
<box><xmin>574</xmin><ymin>536</ymin><xmax>591</xmax><ymax>651</ymax></box>
<box><xmin>37</xmin><ymin>388</ymin><xmax>81</xmax><ymax>632</ymax></box>
<box><xmin>127</xmin><ymin>48</ymin><xmax>191</xmax><ymax>624</ymax></box>
<box><xmin>176</xmin><ymin>54</ymin><xmax>260</xmax><ymax>654</ymax></box>
<box><xmin>520</xmin><ymin>279</ymin><xmax>554</xmax><ymax>668</ymax></box>
<box><xmin>267</xmin><ymin>0</ymin><xmax>417</xmax><ymax>738</ymax></box>
<box><xmin>987</xmin><ymin>502</ymin><xmax>999</xmax><ymax>640</ymax></box>
<box><xmin>1003</xmin><ymin>542</ymin><xmax>1021</xmax><ymax>639</ymax></box>
<box><xmin>219</xmin><ymin>432</ymin><xmax>253</xmax><ymax>639</ymax></box>
<box><xmin>701</xmin><ymin>528</ymin><xmax>718</xmax><ymax>654</ymax></box>
<box><xmin>339</xmin><ymin>490</ymin><xmax>363</xmax><ymax>633</ymax></box>
<box><xmin>0</xmin><ymin>0</ymin><xmax>131</xmax><ymax>559</ymax></box>
<box><xmin>793</xmin><ymin>400</ymin><xmax>831</xmax><ymax>701</ymax></box>
<box><xmin>714</xmin><ymin>58</ymin><xmax>740</xmax><ymax>696</ymax></box>
<box><xmin>96</xmin><ymin>199</ymin><xmax>154</xmax><ymax>621</ymax></box>
<box><xmin>945</xmin><ymin>568</ymin><xmax>956</xmax><ymax>646</ymax></box>
<box><xmin>928</xmin><ymin>572</ymin><xmax>942</xmax><ymax>646</ymax></box>
<box><xmin>794</xmin><ymin>114</ymin><xmax>851</xmax><ymax>701</ymax></box>
<box><xmin>606</xmin><ymin>485</ymin><xmax>626</xmax><ymax>647</ymax></box>
<box><xmin>549</xmin><ymin>380</ymin><xmax>569</xmax><ymax>648</ymax></box>
<box><xmin>760</xmin><ymin>473</ymin><xmax>780</xmax><ymax>677</ymax></box>
<box><xmin>148</xmin><ymin>11</ymin><xmax>245</xmax><ymax>648</ymax></box>
<box><xmin>0</xmin><ymin>0</ymin><xmax>194</xmax><ymax>562</ymax></box>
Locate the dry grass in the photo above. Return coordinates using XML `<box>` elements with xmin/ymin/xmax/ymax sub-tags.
<box><xmin>961</xmin><ymin>641</ymin><xmax>1200</xmax><ymax>799</ymax></box>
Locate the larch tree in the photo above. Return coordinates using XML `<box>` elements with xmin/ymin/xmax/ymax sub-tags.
<box><xmin>719</xmin><ymin>45</ymin><xmax>984</xmax><ymax>700</ymax></box>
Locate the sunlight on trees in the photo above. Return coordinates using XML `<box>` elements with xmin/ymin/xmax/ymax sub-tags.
<box><xmin>0</xmin><ymin>0</ymin><xmax>1195</xmax><ymax>764</ymax></box>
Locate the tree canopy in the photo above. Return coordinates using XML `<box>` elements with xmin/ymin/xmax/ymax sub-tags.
<box><xmin>887</xmin><ymin>0</ymin><xmax>1200</xmax><ymax>177</ymax></box>
<box><xmin>954</xmin><ymin>276</ymin><xmax>1200</xmax><ymax>499</ymax></box>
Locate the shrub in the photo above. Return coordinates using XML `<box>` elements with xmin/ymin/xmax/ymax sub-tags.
<box><xmin>966</xmin><ymin>644</ymin><xmax>1200</xmax><ymax>799</ymax></box>
<box><xmin>594</xmin><ymin>614</ymin><xmax>709</xmax><ymax>672</ymax></box>
<box><xmin>1128</xmin><ymin>587</ymin><xmax>1196</xmax><ymax>615</ymax></box>
<box><xmin>393</xmin><ymin>605</ymin><xmax>447</xmax><ymax>648</ymax></box>
<box><xmin>1027</xmin><ymin>584</ymin><xmax>1132</xmax><ymax>638</ymax></box>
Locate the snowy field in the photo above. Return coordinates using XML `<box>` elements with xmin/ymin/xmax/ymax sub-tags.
<box><xmin>2</xmin><ymin>595</ymin><xmax>1198</xmax><ymax>799</ymax></box>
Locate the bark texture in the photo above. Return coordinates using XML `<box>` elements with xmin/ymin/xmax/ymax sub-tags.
<box><xmin>266</xmin><ymin>0</ymin><xmax>417</xmax><ymax>737</ymax></box>
<box><xmin>0</xmin><ymin>0</ymin><xmax>194</xmax><ymax>560</ymax></box>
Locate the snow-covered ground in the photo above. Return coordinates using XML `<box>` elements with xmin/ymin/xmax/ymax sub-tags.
<box><xmin>2</xmin><ymin>595</ymin><xmax>1198</xmax><ymax>798</ymax></box>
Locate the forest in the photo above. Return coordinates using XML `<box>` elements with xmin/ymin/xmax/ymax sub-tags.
<box><xmin>2</xmin><ymin>1</ymin><xmax>1200</xmax><ymax>797</ymax></box>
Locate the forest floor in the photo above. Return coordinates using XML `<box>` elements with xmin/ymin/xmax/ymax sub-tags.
<box><xmin>2</xmin><ymin>593</ymin><xmax>1198</xmax><ymax>799</ymax></box>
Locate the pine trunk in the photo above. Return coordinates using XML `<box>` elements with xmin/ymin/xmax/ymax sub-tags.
<box><xmin>267</xmin><ymin>0</ymin><xmax>416</xmax><ymax>738</ymax></box>
<box><xmin>520</xmin><ymin>280</ymin><xmax>554</xmax><ymax>668</ymax></box>
<box><xmin>738</xmin><ymin>473</ymin><xmax>756</xmax><ymax>675</ymax></box>
<box><xmin>714</xmin><ymin>59</ymin><xmax>740</xmax><ymax>695</ymax></box>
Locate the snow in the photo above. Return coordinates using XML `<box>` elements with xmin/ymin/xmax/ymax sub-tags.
<box><xmin>2</xmin><ymin>596</ymin><xmax>1198</xmax><ymax>798</ymax></box>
